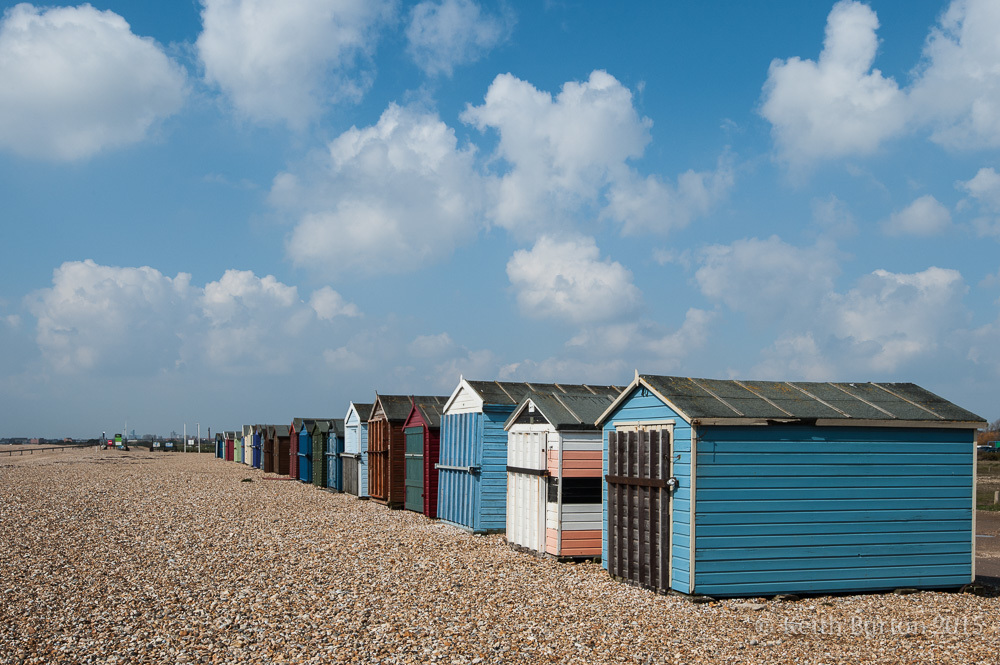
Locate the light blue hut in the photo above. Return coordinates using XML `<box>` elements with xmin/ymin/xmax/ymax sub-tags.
<box><xmin>438</xmin><ymin>379</ymin><xmax>552</xmax><ymax>533</ymax></box>
<box><xmin>596</xmin><ymin>374</ymin><xmax>985</xmax><ymax>598</ymax></box>
<box><xmin>343</xmin><ymin>402</ymin><xmax>373</xmax><ymax>497</ymax></box>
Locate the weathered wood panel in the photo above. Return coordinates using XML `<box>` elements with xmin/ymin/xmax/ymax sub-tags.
<box><xmin>607</xmin><ymin>429</ymin><xmax>671</xmax><ymax>594</ymax></box>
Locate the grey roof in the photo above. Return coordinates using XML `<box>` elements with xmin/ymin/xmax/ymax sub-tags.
<box><xmin>309</xmin><ymin>420</ymin><xmax>331</xmax><ymax>437</ymax></box>
<box><xmin>505</xmin><ymin>384</ymin><xmax>625</xmax><ymax>430</ymax></box>
<box><xmin>614</xmin><ymin>375</ymin><xmax>985</xmax><ymax>425</ymax></box>
<box><xmin>329</xmin><ymin>419</ymin><xmax>345</xmax><ymax>437</ymax></box>
<box><xmin>411</xmin><ymin>396</ymin><xmax>449</xmax><ymax>429</ymax></box>
<box><xmin>274</xmin><ymin>425</ymin><xmax>290</xmax><ymax>437</ymax></box>
<box><xmin>350</xmin><ymin>402</ymin><xmax>374</xmax><ymax>421</ymax></box>
<box><xmin>373</xmin><ymin>395</ymin><xmax>447</xmax><ymax>422</ymax></box>
<box><xmin>463</xmin><ymin>380</ymin><xmax>606</xmax><ymax>407</ymax></box>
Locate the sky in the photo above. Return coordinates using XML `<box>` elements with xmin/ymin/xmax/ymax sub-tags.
<box><xmin>1</xmin><ymin>0</ymin><xmax>999</xmax><ymax>438</ymax></box>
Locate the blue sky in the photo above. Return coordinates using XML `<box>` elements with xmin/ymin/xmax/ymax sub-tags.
<box><xmin>1</xmin><ymin>0</ymin><xmax>998</xmax><ymax>438</ymax></box>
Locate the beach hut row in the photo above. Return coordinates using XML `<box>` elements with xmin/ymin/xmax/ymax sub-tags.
<box><xmin>213</xmin><ymin>374</ymin><xmax>985</xmax><ymax>598</ymax></box>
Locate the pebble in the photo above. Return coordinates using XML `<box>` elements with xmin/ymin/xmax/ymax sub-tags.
<box><xmin>1</xmin><ymin>448</ymin><xmax>998</xmax><ymax>664</ymax></box>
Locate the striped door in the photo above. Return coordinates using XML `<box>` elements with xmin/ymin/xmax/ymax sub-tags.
<box><xmin>606</xmin><ymin>429</ymin><xmax>671</xmax><ymax>593</ymax></box>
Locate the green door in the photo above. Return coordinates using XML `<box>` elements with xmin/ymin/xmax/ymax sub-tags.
<box><xmin>404</xmin><ymin>426</ymin><xmax>424</xmax><ymax>513</ymax></box>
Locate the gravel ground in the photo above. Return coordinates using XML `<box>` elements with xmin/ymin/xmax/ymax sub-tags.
<box><xmin>2</xmin><ymin>449</ymin><xmax>999</xmax><ymax>665</ymax></box>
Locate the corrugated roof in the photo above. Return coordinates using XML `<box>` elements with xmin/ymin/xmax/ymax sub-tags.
<box><xmin>373</xmin><ymin>395</ymin><xmax>447</xmax><ymax>422</ymax></box>
<box><xmin>632</xmin><ymin>375</ymin><xmax>984</xmax><ymax>425</ymax></box>
<box><xmin>412</xmin><ymin>395</ymin><xmax>448</xmax><ymax>428</ymax></box>
<box><xmin>505</xmin><ymin>384</ymin><xmax>624</xmax><ymax>430</ymax></box>
<box><xmin>464</xmin><ymin>380</ymin><xmax>605</xmax><ymax>406</ymax></box>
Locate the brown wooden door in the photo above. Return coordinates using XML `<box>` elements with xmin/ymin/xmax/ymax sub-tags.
<box><xmin>606</xmin><ymin>428</ymin><xmax>671</xmax><ymax>593</ymax></box>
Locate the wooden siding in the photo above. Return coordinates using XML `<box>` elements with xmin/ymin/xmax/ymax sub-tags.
<box><xmin>312</xmin><ymin>429</ymin><xmax>325</xmax><ymax>488</ymax></box>
<box><xmin>325</xmin><ymin>431</ymin><xmax>343</xmax><ymax>490</ymax></box>
<box><xmin>560</xmin><ymin>528</ymin><xmax>602</xmax><ymax>557</ymax></box>
<box><xmin>602</xmin><ymin>387</ymin><xmax>691</xmax><ymax>593</ymax></box>
<box><xmin>275</xmin><ymin>433</ymin><xmax>290</xmax><ymax>476</ymax></box>
<box><xmin>289</xmin><ymin>427</ymin><xmax>299</xmax><ymax>481</ymax></box>
<box><xmin>424</xmin><ymin>423</ymin><xmax>440</xmax><ymax>518</ymax></box>
<box><xmin>692</xmin><ymin>425</ymin><xmax>974</xmax><ymax>596</ymax></box>
<box><xmin>446</xmin><ymin>383</ymin><xmax>485</xmax><ymax>414</ymax></box>
<box><xmin>403</xmin><ymin>406</ymin><xmax>442</xmax><ymax>518</ymax></box>
<box><xmin>507</xmin><ymin>427</ymin><xmax>547</xmax><ymax>553</ymax></box>
<box><xmin>297</xmin><ymin>427</ymin><xmax>311</xmax><ymax>483</ymax></box>
<box><xmin>262</xmin><ymin>434</ymin><xmax>273</xmax><ymax>473</ymax></box>
<box><xmin>437</xmin><ymin>412</ymin><xmax>483</xmax><ymax>531</ymax></box>
<box><xmin>509</xmin><ymin>425</ymin><xmax>604</xmax><ymax>558</ymax></box>
<box><xmin>438</xmin><ymin>406</ymin><xmax>513</xmax><ymax>533</ymax></box>
<box><xmin>369</xmin><ymin>415</ymin><xmax>406</xmax><ymax>508</ymax></box>
<box><xmin>342</xmin><ymin>457</ymin><xmax>358</xmax><ymax>495</ymax></box>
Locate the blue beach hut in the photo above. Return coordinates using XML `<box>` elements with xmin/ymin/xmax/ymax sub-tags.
<box><xmin>438</xmin><ymin>379</ymin><xmax>551</xmax><ymax>533</ymax></box>
<box><xmin>298</xmin><ymin>420</ymin><xmax>313</xmax><ymax>483</ymax></box>
<box><xmin>326</xmin><ymin>419</ymin><xmax>345</xmax><ymax>491</ymax></box>
<box><xmin>596</xmin><ymin>373</ymin><xmax>985</xmax><ymax>598</ymax></box>
<box><xmin>252</xmin><ymin>425</ymin><xmax>264</xmax><ymax>469</ymax></box>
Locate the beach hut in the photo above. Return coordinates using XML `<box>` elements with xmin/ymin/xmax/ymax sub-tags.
<box><xmin>224</xmin><ymin>431</ymin><xmax>235</xmax><ymax>462</ymax></box>
<box><xmin>242</xmin><ymin>425</ymin><xmax>253</xmax><ymax>465</ymax></box>
<box><xmin>234</xmin><ymin>432</ymin><xmax>244</xmax><ymax>464</ymax></box>
<box><xmin>215</xmin><ymin>433</ymin><xmax>224</xmax><ymax>459</ymax></box>
<box><xmin>402</xmin><ymin>396</ymin><xmax>448</xmax><ymax>516</ymax></box>
<box><xmin>504</xmin><ymin>384</ymin><xmax>623</xmax><ymax>559</ymax></box>
<box><xmin>325</xmin><ymin>419</ymin><xmax>345</xmax><ymax>491</ymax></box>
<box><xmin>262</xmin><ymin>426</ymin><xmax>274</xmax><ymax>473</ymax></box>
<box><xmin>270</xmin><ymin>425</ymin><xmax>290</xmax><ymax>476</ymax></box>
<box><xmin>343</xmin><ymin>403</ymin><xmax>373</xmax><ymax>497</ymax></box>
<box><xmin>438</xmin><ymin>380</ymin><xmax>553</xmax><ymax>533</ymax></box>
<box><xmin>252</xmin><ymin>425</ymin><xmax>264</xmax><ymax>469</ymax></box>
<box><xmin>596</xmin><ymin>374</ymin><xmax>985</xmax><ymax>597</ymax></box>
<box><xmin>297</xmin><ymin>420</ymin><xmax>313</xmax><ymax>483</ymax></box>
<box><xmin>369</xmin><ymin>394</ymin><xmax>449</xmax><ymax>508</ymax></box>
<box><xmin>289</xmin><ymin>419</ymin><xmax>302</xmax><ymax>481</ymax></box>
<box><xmin>309</xmin><ymin>419</ymin><xmax>331</xmax><ymax>488</ymax></box>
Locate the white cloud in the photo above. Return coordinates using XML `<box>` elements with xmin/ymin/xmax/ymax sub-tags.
<box><xmin>196</xmin><ymin>0</ymin><xmax>394</xmax><ymax>128</ymax></box>
<box><xmin>462</xmin><ymin>71</ymin><xmax>653</xmax><ymax>234</ymax></box>
<box><xmin>695</xmin><ymin>236</ymin><xmax>839</xmax><ymax>324</ymax></box>
<box><xmin>502</xmin><ymin>308</ymin><xmax>714</xmax><ymax>384</ymax></box>
<box><xmin>498</xmin><ymin>356</ymin><xmax>628</xmax><ymax>385</ymax></box>
<box><xmin>26</xmin><ymin>260</ymin><xmax>193</xmax><ymax>374</ymax></box>
<box><xmin>0</xmin><ymin>3</ymin><xmax>187</xmax><ymax>161</ymax></box>
<box><xmin>910</xmin><ymin>0</ymin><xmax>1000</xmax><ymax>149</ymax></box>
<box><xmin>958</xmin><ymin>167</ymin><xmax>1000</xmax><ymax>211</ymax></box>
<box><xmin>604</xmin><ymin>155</ymin><xmax>734</xmax><ymax>236</ymax></box>
<box><xmin>309</xmin><ymin>286</ymin><xmax>360</xmax><ymax>320</ymax></box>
<box><xmin>198</xmin><ymin>270</ymin><xmax>326</xmax><ymax>372</ymax></box>
<box><xmin>276</xmin><ymin>103</ymin><xmax>485</xmax><ymax>276</ymax></box>
<box><xmin>751</xmin><ymin>333</ymin><xmax>838</xmax><ymax>381</ymax></box>
<box><xmin>957</xmin><ymin>167</ymin><xmax>1000</xmax><ymax>238</ymax></box>
<box><xmin>406</xmin><ymin>0</ymin><xmax>513</xmax><ymax>76</ymax></box>
<box><xmin>506</xmin><ymin>235</ymin><xmax>641</xmax><ymax>324</ymax></box>
<box><xmin>323</xmin><ymin>346</ymin><xmax>367</xmax><ymax>371</ymax></box>
<box><xmin>760</xmin><ymin>0</ymin><xmax>908</xmax><ymax>163</ymax></box>
<box><xmin>882</xmin><ymin>195</ymin><xmax>952</xmax><ymax>236</ymax></box>
<box><xmin>694</xmin><ymin>235</ymin><xmax>970</xmax><ymax>375</ymax></box>
<box><xmin>26</xmin><ymin>261</ymin><xmax>361</xmax><ymax>377</ymax></box>
<box><xmin>827</xmin><ymin>267</ymin><xmax>968</xmax><ymax>371</ymax></box>
<box><xmin>811</xmin><ymin>195</ymin><xmax>858</xmax><ymax>239</ymax></box>
<box><xmin>407</xmin><ymin>332</ymin><xmax>455</xmax><ymax>358</ymax></box>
